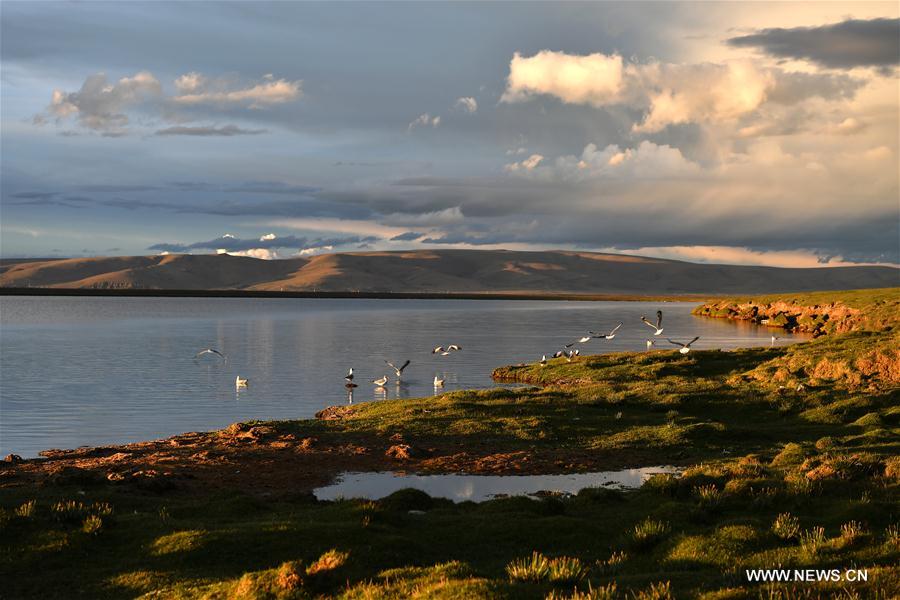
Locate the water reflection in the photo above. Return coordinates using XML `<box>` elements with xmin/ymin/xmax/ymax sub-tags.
<box><xmin>314</xmin><ymin>466</ymin><xmax>681</xmax><ymax>503</ymax></box>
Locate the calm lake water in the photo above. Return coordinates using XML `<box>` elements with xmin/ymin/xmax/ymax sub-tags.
<box><xmin>314</xmin><ymin>467</ymin><xmax>681</xmax><ymax>502</ymax></box>
<box><xmin>0</xmin><ymin>297</ymin><xmax>803</xmax><ymax>457</ymax></box>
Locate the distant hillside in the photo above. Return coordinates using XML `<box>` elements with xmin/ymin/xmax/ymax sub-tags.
<box><xmin>0</xmin><ymin>250</ymin><xmax>897</xmax><ymax>295</ymax></box>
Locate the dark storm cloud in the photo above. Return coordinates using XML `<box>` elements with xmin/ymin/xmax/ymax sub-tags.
<box><xmin>154</xmin><ymin>125</ymin><xmax>267</xmax><ymax>136</ymax></box>
<box><xmin>727</xmin><ymin>18</ymin><xmax>900</xmax><ymax>70</ymax></box>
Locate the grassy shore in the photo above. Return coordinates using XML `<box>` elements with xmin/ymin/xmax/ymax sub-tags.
<box><xmin>1</xmin><ymin>288</ymin><xmax>898</xmax><ymax>599</ymax></box>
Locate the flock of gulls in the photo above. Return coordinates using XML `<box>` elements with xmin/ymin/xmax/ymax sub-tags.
<box><xmin>192</xmin><ymin>309</ymin><xmax>730</xmax><ymax>396</ymax></box>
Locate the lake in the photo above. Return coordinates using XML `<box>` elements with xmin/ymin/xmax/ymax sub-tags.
<box><xmin>0</xmin><ymin>296</ymin><xmax>803</xmax><ymax>457</ymax></box>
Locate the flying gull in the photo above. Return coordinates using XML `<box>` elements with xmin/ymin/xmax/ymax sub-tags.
<box><xmin>195</xmin><ymin>348</ymin><xmax>226</xmax><ymax>360</ymax></box>
<box><xmin>641</xmin><ymin>311</ymin><xmax>664</xmax><ymax>336</ymax></box>
<box><xmin>385</xmin><ymin>359</ymin><xmax>411</xmax><ymax>378</ymax></box>
<box><xmin>590</xmin><ymin>323</ymin><xmax>623</xmax><ymax>340</ymax></box>
<box><xmin>667</xmin><ymin>337</ymin><xmax>700</xmax><ymax>354</ymax></box>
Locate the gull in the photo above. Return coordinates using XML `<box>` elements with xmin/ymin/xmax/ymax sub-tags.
<box><xmin>591</xmin><ymin>323</ymin><xmax>623</xmax><ymax>340</ymax></box>
<box><xmin>372</xmin><ymin>375</ymin><xmax>388</xmax><ymax>387</ymax></box>
<box><xmin>667</xmin><ymin>337</ymin><xmax>700</xmax><ymax>355</ymax></box>
<box><xmin>433</xmin><ymin>375</ymin><xmax>445</xmax><ymax>387</ymax></box>
<box><xmin>566</xmin><ymin>336</ymin><xmax>593</xmax><ymax>348</ymax></box>
<box><xmin>235</xmin><ymin>376</ymin><xmax>248</xmax><ymax>388</ymax></box>
<box><xmin>447</xmin><ymin>344</ymin><xmax>462</xmax><ymax>352</ymax></box>
<box><xmin>433</xmin><ymin>344</ymin><xmax>462</xmax><ymax>355</ymax></box>
<box><xmin>770</xmin><ymin>335</ymin><xmax>780</xmax><ymax>346</ymax></box>
<box><xmin>565</xmin><ymin>349</ymin><xmax>580</xmax><ymax>362</ymax></box>
<box><xmin>385</xmin><ymin>359</ymin><xmax>411</xmax><ymax>378</ymax></box>
<box><xmin>552</xmin><ymin>350</ymin><xmax>566</xmax><ymax>359</ymax></box>
<box><xmin>432</xmin><ymin>346</ymin><xmax>445</xmax><ymax>354</ymax></box>
<box><xmin>540</xmin><ymin>355</ymin><xmax>547</xmax><ymax>367</ymax></box>
<box><xmin>646</xmin><ymin>340</ymin><xmax>655</xmax><ymax>351</ymax></box>
<box><xmin>345</xmin><ymin>367</ymin><xmax>354</xmax><ymax>382</ymax></box>
<box><xmin>195</xmin><ymin>348</ymin><xmax>226</xmax><ymax>360</ymax></box>
<box><xmin>641</xmin><ymin>311</ymin><xmax>664</xmax><ymax>336</ymax></box>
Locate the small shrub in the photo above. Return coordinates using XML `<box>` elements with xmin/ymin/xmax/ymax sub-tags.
<box><xmin>799</xmin><ymin>526</ymin><xmax>826</xmax><ymax>556</ymax></box>
<box><xmin>306</xmin><ymin>549</ymin><xmax>349</xmax><ymax>576</ymax></box>
<box><xmin>884</xmin><ymin>524</ymin><xmax>900</xmax><ymax>549</ymax></box>
<box><xmin>772</xmin><ymin>513</ymin><xmax>800</xmax><ymax>541</ymax></box>
<box><xmin>771</xmin><ymin>443</ymin><xmax>808</xmax><ymax>467</ymax></box>
<box><xmin>597</xmin><ymin>550</ymin><xmax>627</xmax><ymax>575</ymax></box>
<box><xmin>546</xmin><ymin>582</ymin><xmax>617</xmax><ymax>600</ymax></box>
<box><xmin>15</xmin><ymin>500</ymin><xmax>36</xmax><ymax>518</ymax></box>
<box><xmin>665</xmin><ymin>410</ymin><xmax>679</xmax><ymax>425</ymax></box>
<box><xmin>631</xmin><ymin>518</ymin><xmax>671</xmax><ymax>550</ymax></box>
<box><xmin>814</xmin><ymin>436</ymin><xmax>835</xmax><ymax>451</ymax></box>
<box><xmin>641</xmin><ymin>474</ymin><xmax>678</xmax><ymax>496</ymax></box>
<box><xmin>276</xmin><ymin>560</ymin><xmax>303</xmax><ymax>591</ymax></box>
<box><xmin>632</xmin><ymin>581</ymin><xmax>673</xmax><ymax>600</ymax></box>
<box><xmin>507</xmin><ymin>552</ymin><xmax>585</xmax><ymax>584</ymax></box>
<box><xmin>839</xmin><ymin>521</ymin><xmax>867</xmax><ymax>546</ymax></box>
<box><xmin>694</xmin><ymin>484</ymin><xmax>721</xmax><ymax>508</ymax></box>
<box><xmin>82</xmin><ymin>515</ymin><xmax>103</xmax><ymax>535</ymax></box>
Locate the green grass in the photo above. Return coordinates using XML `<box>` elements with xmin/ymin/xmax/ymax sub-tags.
<box><xmin>2</xmin><ymin>288</ymin><xmax>899</xmax><ymax>598</ymax></box>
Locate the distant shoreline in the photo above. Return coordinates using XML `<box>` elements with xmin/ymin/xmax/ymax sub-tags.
<box><xmin>0</xmin><ymin>287</ymin><xmax>714</xmax><ymax>302</ymax></box>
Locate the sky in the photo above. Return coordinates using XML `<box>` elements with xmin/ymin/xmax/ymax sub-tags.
<box><xmin>1</xmin><ymin>1</ymin><xmax>899</xmax><ymax>268</ymax></box>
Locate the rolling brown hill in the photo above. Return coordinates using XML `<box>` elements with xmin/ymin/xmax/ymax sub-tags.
<box><xmin>0</xmin><ymin>250</ymin><xmax>897</xmax><ymax>295</ymax></box>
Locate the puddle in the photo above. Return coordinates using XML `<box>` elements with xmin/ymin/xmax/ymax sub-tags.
<box><xmin>314</xmin><ymin>466</ymin><xmax>680</xmax><ymax>503</ymax></box>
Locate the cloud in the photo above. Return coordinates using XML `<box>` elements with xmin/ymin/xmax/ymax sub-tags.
<box><xmin>154</xmin><ymin>125</ymin><xmax>267</xmax><ymax>136</ymax></box>
<box><xmin>172</xmin><ymin>75</ymin><xmax>302</xmax><ymax>107</ymax></box>
<box><xmin>726</xmin><ymin>18</ymin><xmax>900</xmax><ymax>70</ymax></box>
<box><xmin>43</xmin><ymin>71</ymin><xmax>162</xmax><ymax>133</ymax></box>
<box><xmin>260</xmin><ymin>233</ymin><xmax>277</xmax><ymax>241</ymax></box>
<box><xmin>390</xmin><ymin>231</ymin><xmax>424</xmax><ymax>241</ymax></box>
<box><xmin>454</xmin><ymin>97</ymin><xmax>478</xmax><ymax>113</ymax></box>
<box><xmin>35</xmin><ymin>71</ymin><xmax>301</xmax><ymax>134</ymax></box>
<box><xmin>219</xmin><ymin>248</ymin><xmax>279</xmax><ymax>260</ymax></box>
<box><xmin>148</xmin><ymin>234</ymin><xmax>379</xmax><ymax>254</ymax></box>
<box><xmin>408</xmin><ymin>113</ymin><xmax>441</xmax><ymax>130</ymax></box>
<box><xmin>504</xmin><ymin>154</ymin><xmax>544</xmax><ymax>172</ymax></box>
<box><xmin>500</xmin><ymin>50</ymin><xmax>863</xmax><ymax>133</ymax></box>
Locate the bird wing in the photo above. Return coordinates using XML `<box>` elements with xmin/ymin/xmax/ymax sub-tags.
<box><xmin>398</xmin><ymin>360</ymin><xmax>411</xmax><ymax>373</ymax></box>
<box><xmin>609</xmin><ymin>322</ymin><xmax>623</xmax><ymax>335</ymax></box>
<box><xmin>432</xmin><ymin>346</ymin><xmax>444</xmax><ymax>353</ymax></box>
<box><xmin>656</xmin><ymin>311</ymin><xmax>663</xmax><ymax>328</ymax></box>
<box><xmin>640</xmin><ymin>317</ymin><xmax>656</xmax><ymax>329</ymax></box>
<box><xmin>686</xmin><ymin>336</ymin><xmax>700</xmax><ymax>347</ymax></box>
<box><xmin>666</xmin><ymin>338</ymin><xmax>686</xmax><ymax>347</ymax></box>
<box><xmin>384</xmin><ymin>360</ymin><xmax>398</xmax><ymax>373</ymax></box>
<box><xmin>448</xmin><ymin>344</ymin><xmax>461</xmax><ymax>351</ymax></box>
<box><xmin>565</xmin><ymin>342</ymin><xmax>575</xmax><ymax>348</ymax></box>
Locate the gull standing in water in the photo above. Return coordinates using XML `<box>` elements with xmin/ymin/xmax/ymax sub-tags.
<box><xmin>591</xmin><ymin>323</ymin><xmax>623</xmax><ymax>340</ymax></box>
<box><xmin>667</xmin><ymin>337</ymin><xmax>700</xmax><ymax>355</ymax></box>
<box><xmin>641</xmin><ymin>311</ymin><xmax>665</xmax><ymax>336</ymax></box>
<box><xmin>195</xmin><ymin>348</ymin><xmax>226</xmax><ymax>361</ymax></box>
<box><xmin>345</xmin><ymin>367</ymin><xmax>358</xmax><ymax>388</ymax></box>
<box><xmin>646</xmin><ymin>340</ymin><xmax>655</xmax><ymax>351</ymax></box>
<box><xmin>770</xmin><ymin>335</ymin><xmax>781</xmax><ymax>346</ymax></box>
<box><xmin>385</xmin><ymin>359</ymin><xmax>411</xmax><ymax>379</ymax></box>
<box><xmin>235</xmin><ymin>376</ymin><xmax>248</xmax><ymax>388</ymax></box>
<box><xmin>372</xmin><ymin>375</ymin><xmax>388</xmax><ymax>387</ymax></box>
<box><xmin>433</xmin><ymin>375</ymin><xmax>445</xmax><ymax>387</ymax></box>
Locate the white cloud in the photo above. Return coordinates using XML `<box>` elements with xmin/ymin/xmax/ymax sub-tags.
<box><xmin>298</xmin><ymin>245</ymin><xmax>333</xmax><ymax>256</ymax></box>
<box><xmin>504</xmin><ymin>153</ymin><xmax>544</xmax><ymax>172</ymax></box>
<box><xmin>45</xmin><ymin>71</ymin><xmax>162</xmax><ymax>133</ymax></box>
<box><xmin>507</xmin><ymin>142</ymin><xmax>699</xmax><ymax>181</ymax></box>
<box><xmin>454</xmin><ymin>97</ymin><xmax>478</xmax><ymax>113</ymax></box>
<box><xmin>618</xmin><ymin>245</ymin><xmax>897</xmax><ymax>268</ymax></box>
<box><xmin>218</xmin><ymin>248</ymin><xmax>279</xmax><ymax>259</ymax></box>
<box><xmin>259</xmin><ymin>233</ymin><xmax>277</xmax><ymax>241</ymax></box>
<box><xmin>501</xmin><ymin>50</ymin><xmax>863</xmax><ymax>133</ymax></box>
<box><xmin>408</xmin><ymin>113</ymin><xmax>441</xmax><ymax>130</ymax></box>
<box><xmin>172</xmin><ymin>76</ymin><xmax>302</xmax><ymax>107</ymax></box>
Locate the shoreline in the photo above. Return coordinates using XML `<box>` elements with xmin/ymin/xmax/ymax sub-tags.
<box><xmin>0</xmin><ymin>286</ymin><xmax>715</xmax><ymax>302</ymax></box>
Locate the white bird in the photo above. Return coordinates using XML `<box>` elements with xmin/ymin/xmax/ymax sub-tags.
<box><xmin>433</xmin><ymin>375</ymin><xmax>445</xmax><ymax>387</ymax></box>
<box><xmin>591</xmin><ymin>323</ymin><xmax>623</xmax><ymax>340</ymax></box>
<box><xmin>235</xmin><ymin>376</ymin><xmax>248</xmax><ymax>388</ymax></box>
<box><xmin>646</xmin><ymin>339</ymin><xmax>655</xmax><ymax>351</ymax></box>
<box><xmin>552</xmin><ymin>350</ymin><xmax>565</xmax><ymax>359</ymax></box>
<box><xmin>667</xmin><ymin>337</ymin><xmax>700</xmax><ymax>354</ymax></box>
<box><xmin>447</xmin><ymin>344</ymin><xmax>462</xmax><ymax>352</ymax></box>
<box><xmin>385</xmin><ymin>359</ymin><xmax>411</xmax><ymax>378</ymax></box>
<box><xmin>641</xmin><ymin>311</ymin><xmax>664</xmax><ymax>336</ymax></box>
<box><xmin>431</xmin><ymin>346</ymin><xmax>445</xmax><ymax>354</ymax></box>
<box><xmin>345</xmin><ymin>367</ymin><xmax>354</xmax><ymax>382</ymax></box>
<box><xmin>540</xmin><ymin>354</ymin><xmax>547</xmax><ymax>367</ymax></box>
<box><xmin>565</xmin><ymin>349</ymin><xmax>580</xmax><ymax>362</ymax></box>
<box><xmin>372</xmin><ymin>375</ymin><xmax>388</xmax><ymax>386</ymax></box>
<box><xmin>195</xmin><ymin>348</ymin><xmax>226</xmax><ymax>360</ymax></box>
<box><xmin>770</xmin><ymin>335</ymin><xmax>780</xmax><ymax>346</ymax></box>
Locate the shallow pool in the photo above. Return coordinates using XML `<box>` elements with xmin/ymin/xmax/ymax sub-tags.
<box><xmin>313</xmin><ymin>466</ymin><xmax>681</xmax><ymax>502</ymax></box>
